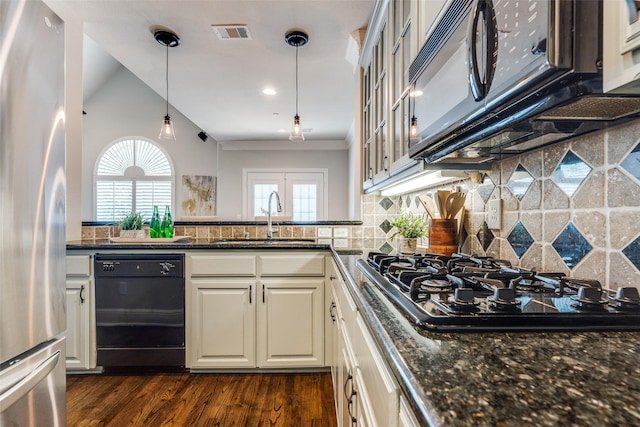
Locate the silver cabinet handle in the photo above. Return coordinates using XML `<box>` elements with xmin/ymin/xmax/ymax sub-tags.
<box><xmin>0</xmin><ymin>350</ymin><xmax>60</xmax><ymax>410</ymax></box>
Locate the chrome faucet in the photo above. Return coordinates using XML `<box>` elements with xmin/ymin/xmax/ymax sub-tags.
<box><xmin>262</xmin><ymin>191</ymin><xmax>282</xmax><ymax>239</ymax></box>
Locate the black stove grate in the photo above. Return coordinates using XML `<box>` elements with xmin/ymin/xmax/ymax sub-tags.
<box><xmin>359</xmin><ymin>253</ymin><xmax>640</xmax><ymax>332</ymax></box>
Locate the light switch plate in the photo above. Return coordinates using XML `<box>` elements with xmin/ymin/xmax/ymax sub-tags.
<box><xmin>333</xmin><ymin>228</ymin><xmax>348</xmax><ymax>238</ymax></box>
<box><xmin>487</xmin><ymin>199</ymin><xmax>502</xmax><ymax>230</ymax></box>
<box><xmin>317</xmin><ymin>227</ymin><xmax>332</xmax><ymax>237</ymax></box>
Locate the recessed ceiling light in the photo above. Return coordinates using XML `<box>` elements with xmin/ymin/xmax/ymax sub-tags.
<box><xmin>263</xmin><ymin>88</ymin><xmax>277</xmax><ymax>95</ymax></box>
<box><xmin>273</xmin><ymin>112</ymin><xmax>279</xmax><ymax>117</ymax></box>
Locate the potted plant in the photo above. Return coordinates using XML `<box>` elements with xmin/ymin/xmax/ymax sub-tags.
<box><xmin>390</xmin><ymin>212</ymin><xmax>428</xmax><ymax>254</ymax></box>
<box><xmin>117</xmin><ymin>212</ymin><xmax>145</xmax><ymax>239</ymax></box>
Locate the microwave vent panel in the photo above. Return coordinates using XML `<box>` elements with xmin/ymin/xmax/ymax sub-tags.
<box><xmin>537</xmin><ymin>96</ymin><xmax>640</xmax><ymax>121</ymax></box>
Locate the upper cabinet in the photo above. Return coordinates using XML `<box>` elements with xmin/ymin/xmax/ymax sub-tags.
<box><xmin>360</xmin><ymin>0</ymin><xmax>447</xmax><ymax>191</ymax></box>
<box><xmin>604</xmin><ymin>0</ymin><xmax>640</xmax><ymax>93</ymax></box>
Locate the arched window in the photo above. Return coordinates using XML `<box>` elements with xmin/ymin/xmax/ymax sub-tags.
<box><xmin>95</xmin><ymin>138</ymin><xmax>173</xmax><ymax>222</ymax></box>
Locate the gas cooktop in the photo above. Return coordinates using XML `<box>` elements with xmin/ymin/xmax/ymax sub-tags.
<box><xmin>359</xmin><ymin>252</ymin><xmax>640</xmax><ymax>332</ymax></box>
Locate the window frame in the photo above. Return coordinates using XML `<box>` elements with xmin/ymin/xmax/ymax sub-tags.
<box><xmin>93</xmin><ymin>137</ymin><xmax>175</xmax><ymax>222</ymax></box>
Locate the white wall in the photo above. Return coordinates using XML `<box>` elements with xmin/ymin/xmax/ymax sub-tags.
<box><xmin>81</xmin><ymin>66</ymin><xmax>217</xmax><ymax>220</ymax></box>
<box><xmin>62</xmin><ymin>12</ymin><xmax>84</xmax><ymax>239</ymax></box>
<box><xmin>217</xmin><ymin>147</ymin><xmax>349</xmax><ymax>220</ymax></box>
<box><xmin>81</xmin><ymin>65</ymin><xmax>350</xmax><ymax>221</ymax></box>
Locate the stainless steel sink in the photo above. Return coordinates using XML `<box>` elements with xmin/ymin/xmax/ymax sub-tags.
<box><xmin>208</xmin><ymin>238</ymin><xmax>316</xmax><ymax>246</ymax></box>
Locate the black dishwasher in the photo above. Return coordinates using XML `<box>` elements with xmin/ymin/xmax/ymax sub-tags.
<box><xmin>94</xmin><ymin>254</ymin><xmax>185</xmax><ymax>368</ymax></box>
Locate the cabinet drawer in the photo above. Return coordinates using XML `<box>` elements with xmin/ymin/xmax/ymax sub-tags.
<box><xmin>353</xmin><ymin>313</ymin><xmax>399</xmax><ymax>427</ymax></box>
<box><xmin>66</xmin><ymin>255</ymin><xmax>91</xmax><ymax>276</ymax></box>
<box><xmin>333</xmin><ymin>270</ymin><xmax>357</xmax><ymax>327</ymax></box>
<box><xmin>190</xmin><ymin>254</ymin><xmax>256</xmax><ymax>276</ymax></box>
<box><xmin>259</xmin><ymin>253</ymin><xmax>325</xmax><ymax>276</ymax></box>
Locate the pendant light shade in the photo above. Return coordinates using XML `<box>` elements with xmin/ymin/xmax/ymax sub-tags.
<box><xmin>285</xmin><ymin>30</ymin><xmax>308</xmax><ymax>141</ymax></box>
<box><xmin>409</xmin><ymin>82</ymin><xmax>419</xmax><ymax>141</ymax></box>
<box><xmin>154</xmin><ymin>29</ymin><xmax>180</xmax><ymax>142</ymax></box>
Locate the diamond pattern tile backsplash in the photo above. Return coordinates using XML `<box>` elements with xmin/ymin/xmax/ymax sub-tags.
<box><xmin>361</xmin><ymin>119</ymin><xmax>640</xmax><ymax>289</ymax></box>
<box><xmin>507</xmin><ymin>221</ymin><xmax>534</xmax><ymax>259</ymax></box>
<box><xmin>551</xmin><ymin>223</ymin><xmax>592</xmax><ymax>269</ymax></box>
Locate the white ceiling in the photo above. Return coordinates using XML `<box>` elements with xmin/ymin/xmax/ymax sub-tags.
<box><xmin>51</xmin><ymin>0</ymin><xmax>375</xmax><ymax>144</ymax></box>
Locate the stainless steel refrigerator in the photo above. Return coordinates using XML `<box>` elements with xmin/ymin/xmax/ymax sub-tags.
<box><xmin>0</xmin><ymin>1</ymin><xmax>66</xmax><ymax>425</ymax></box>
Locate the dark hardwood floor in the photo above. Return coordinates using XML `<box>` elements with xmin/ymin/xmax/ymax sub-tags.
<box><xmin>66</xmin><ymin>371</ymin><xmax>337</xmax><ymax>427</ymax></box>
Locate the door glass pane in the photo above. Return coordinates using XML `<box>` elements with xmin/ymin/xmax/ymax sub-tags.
<box><xmin>393</xmin><ymin>105</ymin><xmax>402</xmax><ymax>160</ymax></box>
<box><xmin>254</xmin><ymin>184</ymin><xmax>279</xmax><ymax>216</ymax></box>
<box><xmin>292</xmin><ymin>184</ymin><xmax>317</xmax><ymax>221</ymax></box>
<box><xmin>402</xmin><ymin>23</ymin><xmax>412</xmax><ymax>89</ymax></box>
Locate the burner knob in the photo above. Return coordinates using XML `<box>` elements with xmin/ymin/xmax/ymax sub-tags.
<box><xmin>493</xmin><ymin>288</ymin><xmax>516</xmax><ymax>304</ymax></box>
<box><xmin>576</xmin><ymin>286</ymin><xmax>603</xmax><ymax>303</ymax></box>
<box><xmin>453</xmin><ymin>288</ymin><xmax>475</xmax><ymax>304</ymax></box>
<box><xmin>615</xmin><ymin>287</ymin><xmax>640</xmax><ymax>303</ymax></box>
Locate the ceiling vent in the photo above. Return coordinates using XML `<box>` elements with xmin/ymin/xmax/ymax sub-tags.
<box><xmin>211</xmin><ymin>25</ymin><xmax>252</xmax><ymax>40</ymax></box>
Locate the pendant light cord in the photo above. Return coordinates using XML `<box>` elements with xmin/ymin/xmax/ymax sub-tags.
<box><xmin>295</xmin><ymin>45</ymin><xmax>299</xmax><ymax>115</ymax></box>
<box><xmin>165</xmin><ymin>44</ymin><xmax>169</xmax><ymax>116</ymax></box>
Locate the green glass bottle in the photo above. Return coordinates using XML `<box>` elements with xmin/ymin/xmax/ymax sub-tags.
<box><xmin>149</xmin><ymin>205</ymin><xmax>161</xmax><ymax>238</ymax></box>
<box><xmin>162</xmin><ymin>205</ymin><xmax>174</xmax><ymax>238</ymax></box>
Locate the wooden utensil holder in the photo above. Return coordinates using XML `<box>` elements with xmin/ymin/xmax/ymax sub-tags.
<box><xmin>428</xmin><ymin>218</ymin><xmax>458</xmax><ymax>256</ymax></box>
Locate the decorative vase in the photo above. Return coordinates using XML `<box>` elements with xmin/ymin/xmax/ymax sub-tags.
<box><xmin>399</xmin><ymin>237</ymin><xmax>418</xmax><ymax>255</ymax></box>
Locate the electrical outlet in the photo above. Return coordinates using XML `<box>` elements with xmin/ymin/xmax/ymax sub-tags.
<box><xmin>487</xmin><ymin>198</ymin><xmax>502</xmax><ymax>230</ymax></box>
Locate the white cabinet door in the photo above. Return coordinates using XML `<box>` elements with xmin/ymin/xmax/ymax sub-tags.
<box><xmin>65</xmin><ymin>277</ymin><xmax>92</xmax><ymax>370</ymax></box>
<box><xmin>330</xmin><ymin>285</ymin><xmax>343</xmax><ymax>425</ymax></box>
<box><xmin>398</xmin><ymin>395</ymin><xmax>421</xmax><ymax>427</ymax></box>
<box><xmin>352</xmin><ymin>314</ymin><xmax>399</xmax><ymax>427</ymax></box>
<box><xmin>341</xmin><ymin>325</ymin><xmax>359</xmax><ymax>427</ymax></box>
<box><xmin>257</xmin><ymin>278</ymin><xmax>324</xmax><ymax>367</ymax></box>
<box><xmin>190</xmin><ymin>279</ymin><xmax>255</xmax><ymax>368</ymax></box>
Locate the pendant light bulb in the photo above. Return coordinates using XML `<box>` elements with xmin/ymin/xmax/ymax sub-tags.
<box><xmin>410</xmin><ymin>115</ymin><xmax>418</xmax><ymax>138</ymax></box>
<box><xmin>154</xmin><ymin>29</ymin><xmax>180</xmax><ymax>142</ymax></box>
<box><xmin>159</xmin><ymin>115</ymin><xmax>176</xmax><ymax>141</ymax></box>
<box><xmin>290</xmin><ymin>114</ymin><xmax>304</xmax><ymax>141</ymax></box>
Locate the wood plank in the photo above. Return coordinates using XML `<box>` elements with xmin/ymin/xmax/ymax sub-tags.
<box><xmin>67</xmin><ymin>372</ymin><xmax>337</xmax><ymax>426</ymax></box>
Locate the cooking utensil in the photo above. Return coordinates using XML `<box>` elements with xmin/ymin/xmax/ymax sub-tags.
<box><xmin>445</xmin><ymin>192</ymin><xmax>465</xmax><ymax>219</ymax></box>
<box><xmin>436</xmin><ymin>190</ymin><xmax>450</xmax><ymax>218</ymax></box>
<box><xmin>456</xmin><ymin>207</ymin><xmax>465</xmax><ymax>238</ymax></box>
<box><xmin>418</xmin><ymin>195</ymin><xmax>438</xmax><ymax>219</ymax></box>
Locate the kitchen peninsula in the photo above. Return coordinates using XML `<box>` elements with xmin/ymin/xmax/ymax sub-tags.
<box><xmin>66</xmin><ymin>240</ymin><xmax>640</xmax><ymax>426</ymax></box>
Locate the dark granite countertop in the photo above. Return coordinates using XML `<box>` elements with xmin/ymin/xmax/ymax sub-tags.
<box><xmin>66</xmin><ymin>238</ymin><xmax>331</xmax><ymax>251</ymax></box>
<box><xmin>334</xmin><ymin>254</ymin><xmax>640</xmax><ymax>427</ymax></box>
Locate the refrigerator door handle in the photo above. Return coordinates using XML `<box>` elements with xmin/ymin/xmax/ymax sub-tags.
<box><xmin>0</xmin><ymin>350</ymin><xmax>61</xmax><ymax>411</ymax></box>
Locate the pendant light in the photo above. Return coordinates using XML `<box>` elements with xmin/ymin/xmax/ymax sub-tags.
<box><xmin>409</xmin><ymin>82</ymin><xmax>419</xmax><ymax>141</ymax></box>
<box><xmin>285</xmin><ymin>30</ymin><xmax>309</xmax><ymax>141</ymax></box>
<box><xmin>154</xmin><ymin>29</ymin><xmax>181</xmax><ymax>142</ymax></box>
